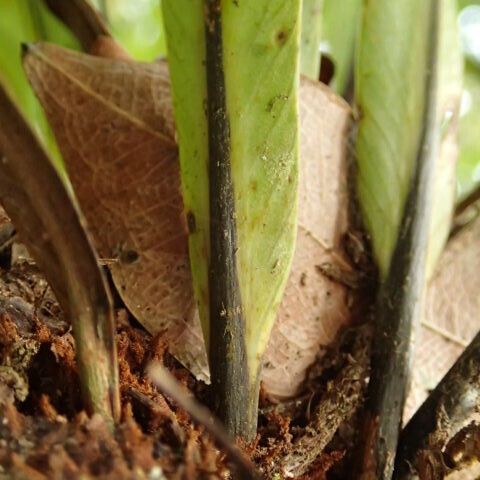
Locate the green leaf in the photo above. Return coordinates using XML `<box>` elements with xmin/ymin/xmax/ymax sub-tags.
<box><xmin>426</xmin><ymin>0</ymin><xmax>464</xmax><ymax>279</ymax></box>
<box><xmin>321</xmin><ymin>0</ymin><xmax>361</xmax><ymax>95</ymax></box>
<box><xmin>0</xmin><ymin>0</ymin><xmax>79</xmax><ymax>170</ymax></box>
<box><xmin>223</xmin><ymin>1</ymin><xmax>300</xmax><ymax>384</ymax></box>
<box><xmin>300</xmin><ymin>0</ymin><xmax>323</xmax><ymax>80</ymax></box>
<box><xmin>163</xmin><ymin>0</ymin><xmax>300</xmax><ymax>388</ymax></box>
<box><xmin>162</xmin><ymin>0</ymin><xmax>209</xmax><ymax>342</ymax></box>
<box><xmin>355</xmin><ymin>0</ymin><xmax>433</xmax><ymax>279</ymax></box>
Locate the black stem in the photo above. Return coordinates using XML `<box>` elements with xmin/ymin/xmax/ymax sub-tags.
<box><xmin>356</xmin><ymin>2</ymin><xmax>440</xmax><ymax>478</ymax></box>
<box><xmin>204</xmin><ymin>0</ymin><xmax>254</xmax><ymax>440</ymax></box>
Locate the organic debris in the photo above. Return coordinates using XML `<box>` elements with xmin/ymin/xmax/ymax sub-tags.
<box><xmin>0</xmin><ymin>257</ymin><xmax>369</xmax><ymax>479</ymax></box>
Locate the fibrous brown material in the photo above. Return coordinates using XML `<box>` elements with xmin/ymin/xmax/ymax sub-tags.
<box><xmin>0</xmin><ymin>263</ymin><xmax>230</xmax><ymax>479</ymax></box>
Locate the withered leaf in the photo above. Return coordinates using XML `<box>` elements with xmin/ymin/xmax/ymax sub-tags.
<box><xmin>0</xmin><ymin>81</ymin><xmax>119</xmax><ymax>420</ymax></box>
<box><xmin>24</xmin><ymin>43</ymin><xmax>208</xmax><ymax>380</ymax></box>
<box><xmin>24</xmin><ymin>44</ymin><xmax>356</xmax><ymax>396</ymax></box>
<box><xmin>405</xmin><ymin>215</ymin><xmax>480</xmax><ymax>420</ymax></box>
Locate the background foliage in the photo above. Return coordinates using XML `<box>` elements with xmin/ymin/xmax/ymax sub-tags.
<box><xmin>0</xmin><ymin>0</ymin><xmax>78</xmax><ymax>168</ymax></box>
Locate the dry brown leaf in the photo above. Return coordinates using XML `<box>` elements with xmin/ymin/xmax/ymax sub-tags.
<box><xmin>405</xmin><ymin>215</ymin><xmax>480</xmax><ymax>421</ymax></box>
<box><xmin>0</xmin><ymin>80</ymin><xmax>120</xmax><ymax>420</ymax></box>
<box><xmin>23</xmin><ymin>43</ymin><xmax>208</xmax><ymax>380</ymax></box>
<box><xmin>24</xmin><ymin>44</ymin><xmax>356</xmax><ymax>396</ymax></box>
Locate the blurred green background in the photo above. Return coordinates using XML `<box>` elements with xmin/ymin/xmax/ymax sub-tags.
<box><xmin>0</xmin><ymin>0</ymin><xmax>479</xmax><ymax>200</ymax></box>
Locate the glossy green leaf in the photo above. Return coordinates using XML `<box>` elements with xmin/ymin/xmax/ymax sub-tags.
<box><xmin>300</xmin><ymin>0</ymin><xmax>323</xmax><ymax>80</ymax></box>
<box><xmin>0</xmin><ymin>0</ymin><xmax>79</xmax><ymax>169</ymax></box>
<box><xmin>163</xmin><ymin>1</ymin><xmax>300</xmax><ymax>384</ymax></box>
<box><xmin>355</xmin><ymin>0</ymin><xmax>432</xmax><ymax>279</ymax></box>
<box><xmin>321</xmin><ymin>0</ymin><xmax>361</xmax><ymax>95</ymax></box>
<box><xmin>426</xmin><ymin>0</ymin><xmax>464</xmax><ymax>279</ymax></box>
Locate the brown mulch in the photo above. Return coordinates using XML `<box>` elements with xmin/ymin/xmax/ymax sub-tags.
<box><xmin>0</xmin><ymin>260</ymin><xmax>371</xmax><ymax>480</ymax></box>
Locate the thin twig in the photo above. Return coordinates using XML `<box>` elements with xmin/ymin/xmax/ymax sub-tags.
<box><xmin>127</xmin><ymin>387</ymin><xmax>184</xmax><ymax>441</ymax></box>
<box><xmin>356</xmin><ymin>3</ymin><xmax>441</xmax><ymax>479</ymax></box>
<box><xmin>421</xmin><ymin>319</ymin><xmax>468</xmax><ymax>348</ymax></box>
<box><xmin>147</xmin><ymin>363</ymin><xmax>262</xmax><ymax>480</ymax></box>
<box><xmin>43</xmin><ymin>0</ymin><xmax>110</xmax><ymax>51</ymax></box>
<box><xmin>394</xmin><ymin>331</ymin><xmax>480</xmax><ymax>479</ymax></box>
<box><xmin>0</xmin><ymin>83</ymin><xmax>119</xmax><ymax>423</ymax></box>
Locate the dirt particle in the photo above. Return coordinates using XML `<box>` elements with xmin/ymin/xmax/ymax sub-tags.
<box><xmin>271</xmin><ymin>259</ymin><xmax>280</xmax><ymax>274</ymax></box>
<box><xmin>120</xmin><ymin>249</ymin><xmax>139</xmax><ymax>265</ymax></box>
<box><xmin>266</xmin><ymin>94</ymin><xmax>289</xmax><ymax>114</ymax></box>
<box><xmin>186</xmin><ymin>211</ymin><xmax>196</xmax><ymax>234</ymax></box>
<box><xmin>276</xmin><ymin>29</ymin><xmax>289</xmax><ymax>45</ymax></box>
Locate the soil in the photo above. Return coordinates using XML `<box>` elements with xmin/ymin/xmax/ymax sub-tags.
<box><xmin>0</xmin><ymin>257</ymin><xmax>372</xmax><ymax>480</ymax></box>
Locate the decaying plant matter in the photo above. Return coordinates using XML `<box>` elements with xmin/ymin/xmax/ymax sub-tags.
<box><xmin>0</xmin><ymin>83</ymin><xmax>119</xmax><ymax>423</ymax></box>
<box><xmin>395</xmin><ymin>328</ymin><xmax>480</xmax><ymax>479</ymax></box>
